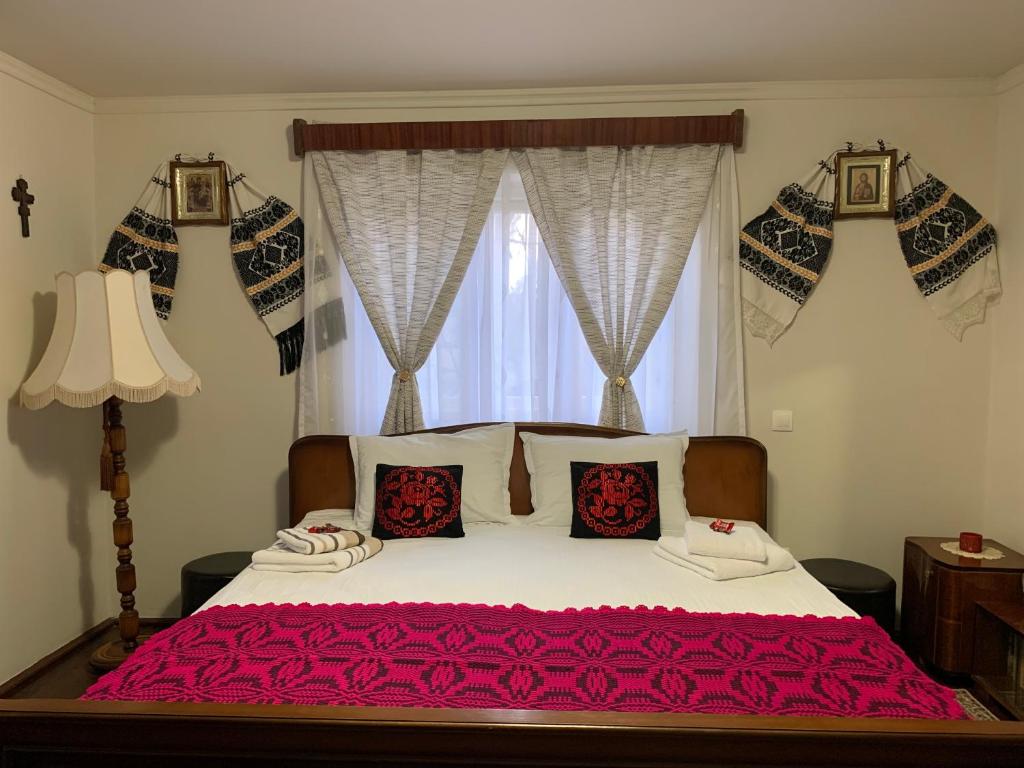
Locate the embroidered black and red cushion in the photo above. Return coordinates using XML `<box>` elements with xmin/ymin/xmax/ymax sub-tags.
<box><xmin>569</xmin><ymin>461</ymin><xmax>660</xmax><ymax>539</ymax></box>
<box><xmin>373</xmin><ymin>464</ymin><xmax>465</xmax><ymax>539</ymax></box>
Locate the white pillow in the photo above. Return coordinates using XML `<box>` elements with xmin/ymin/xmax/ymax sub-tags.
<box><xmin>520</xmin><ymin>431</ymin><xmax>689</xmax><ymax>533</ymax></box>
<box><xmin>351</xmin><ymin>423</ymin><xmax>515</xmax><ymax>530</ymax></box>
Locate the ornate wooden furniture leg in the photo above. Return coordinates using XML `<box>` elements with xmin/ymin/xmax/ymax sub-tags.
<box><xmin>90</xmin><ymin>396</ymin><xmax>140</xmax><ymax>670</ymax></box>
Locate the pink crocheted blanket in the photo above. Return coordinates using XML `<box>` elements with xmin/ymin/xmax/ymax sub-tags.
<box><xmin>84</xmin><ymin>602</ymin><xmax>964</xmax><ymax>719</ymax></box>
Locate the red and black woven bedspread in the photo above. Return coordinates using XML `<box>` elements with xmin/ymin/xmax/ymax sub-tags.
<box><xmin>84</xmin><ymin>602</ymin><xmax>964</xmax><ymax>719</ymax></box>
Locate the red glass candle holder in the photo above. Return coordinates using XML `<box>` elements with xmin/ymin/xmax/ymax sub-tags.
<box><xmin>959</xmin><ymin>531</ymin><xmax>983</xmax><ymax>553</ymax></box>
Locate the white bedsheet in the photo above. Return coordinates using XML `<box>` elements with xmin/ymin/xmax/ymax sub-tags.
<box><xmin>204</xmin><ymin>519</ymin><xmax>854</xmax><ymax>618</ymax></box>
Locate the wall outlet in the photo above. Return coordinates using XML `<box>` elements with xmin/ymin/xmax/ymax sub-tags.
<box><xmin>771</xmin><ymin>410</ymin><xmax>793</xmax><ymax>432</ymax></box>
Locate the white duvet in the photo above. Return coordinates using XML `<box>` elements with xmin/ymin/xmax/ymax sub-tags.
<box><xmin>205</xmin><ymin>516</ymin><xmax>854</xmax><ymax>619</ymax></box>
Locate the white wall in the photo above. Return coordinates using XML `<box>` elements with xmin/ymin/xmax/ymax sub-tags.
<box><xmin>983</xmin><ymin>73</ymin><xmax>1024</xmax><ymax>550</ymax></box>
<box><xmin>739</xmin><ymin>97</ymin><xmax>996</xmax><ymax>585</ymax></box>
<box><xmin>0</xmin><ymin>64</ymin><xmax>110</xmax><ymax>680</ymax></box>
<box><xmin>0</xmin><ymin>52</ymin><xmax>1013</xmax><ymax>677</ymax></box>
<box><xmin>92</xmin><ymin>87</ymin><xmax>999</xmax><ymax>615</ymax></box>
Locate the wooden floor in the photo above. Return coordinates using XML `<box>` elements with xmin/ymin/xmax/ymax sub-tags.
<box><xmin>0</xmin><ymin>619</ymin><xmax>174</xmax><ymax>700</ymax></box>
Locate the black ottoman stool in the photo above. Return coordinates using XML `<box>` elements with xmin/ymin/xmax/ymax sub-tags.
<box><xmin>180</xmin><ymin>551</ymin><xmax>252</xmax><ymax>617</ymax></box>
<box><xmin>801</xmin><ymin>557</ymin><xmax>897</xmax><ymax>635</ymax></box>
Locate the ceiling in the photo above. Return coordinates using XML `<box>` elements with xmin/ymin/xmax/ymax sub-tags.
<box><xmin>1</xmin><ymin>0</ymin><xmax>1022</xmax><ymax>98</ymax></box>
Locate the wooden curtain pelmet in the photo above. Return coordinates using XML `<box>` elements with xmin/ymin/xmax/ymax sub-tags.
<box><xmin>291</xmin><ymin>110</ymin><xmax>743</xmax><ymax>155</ymax></box>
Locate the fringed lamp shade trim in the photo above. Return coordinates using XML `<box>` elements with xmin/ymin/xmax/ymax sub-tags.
<box><xmin>20</xmin><ymin>377</ymin><xmax>201</xmax><ymax>411</ymax></box>
<box><xmin>20</xmin><ymin>270</ymin><xmax>201</xmax><ymax>410</ymax></box>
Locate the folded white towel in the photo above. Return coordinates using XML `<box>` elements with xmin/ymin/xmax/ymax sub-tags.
<box><xmin>276</xmin><ymin>526</ymin><xmax>365</xmax><ymax>555</ymax></box>
<box><xmin>252</xmin><ymin>538</ymin><xmax>383</xmax><ymax>573</ymax></box>
<box><xmin>654</xmin><ymin>535</ymin><xmax>794</xmax><ymax>581</ymax></box>
<box><xmin>683</xmin><ymin>520</ymin><xmax>767</xmax><ymax>562</ymax></box>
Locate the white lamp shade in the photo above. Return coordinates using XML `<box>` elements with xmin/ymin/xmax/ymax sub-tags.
<box><xmin>21</xmin><ymin>269</ymin><xmax>200</xmax><ymax>409</ymax></box>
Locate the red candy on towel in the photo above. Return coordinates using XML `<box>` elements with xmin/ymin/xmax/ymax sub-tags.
<box><xmin>306</xmin><ymin>523</ymin><xmax>343</xmax><ymax>534</ymax></box>
<box><xmin>710</xmin><ymin>519</ymin><xmax>734</xmax><ymax>534</ymax></box>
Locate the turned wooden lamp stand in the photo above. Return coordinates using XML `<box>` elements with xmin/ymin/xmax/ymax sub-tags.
<box><xmin>19</xmin><ymin>269</ymin><xmax>200</xmax><ymax>671</ymax></box>
<box><xmin>91</xmin><ymin>397</ymin><xmax>140</xmax><ymax>669</ymax></box>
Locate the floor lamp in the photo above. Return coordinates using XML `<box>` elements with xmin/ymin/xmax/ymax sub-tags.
<box><xmin>20</xmin><ymin>269</ymin><xmax>200</xmax><ymax>670</ymax></box>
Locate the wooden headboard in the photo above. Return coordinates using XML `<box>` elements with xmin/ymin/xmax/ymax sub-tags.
<box><xmin>288</xmin><ymin>423</ymin><xmax>767</xmax><ymax>528</ymax></box>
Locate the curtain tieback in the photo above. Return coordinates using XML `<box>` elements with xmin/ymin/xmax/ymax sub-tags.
<box><xmin>614</xmin><ymin>375</ymin><xmax>628</xmax><ymax>389</ymax></box>
<box><xmin>397</xmin><ymin>370</ymin><xmax>412</xmax><ymax>383</ymax></box>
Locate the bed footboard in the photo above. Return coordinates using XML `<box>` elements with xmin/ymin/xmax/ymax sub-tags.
<box><xmin>2</xmin><ymin>699</ymin><xmax>1024</xmax><ymax>767</ymax></box>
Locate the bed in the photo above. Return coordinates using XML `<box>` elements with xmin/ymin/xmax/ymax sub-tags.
<box><xmin>2</xmin><ymin>423</ymin><xmax>1023</xmax><ymax>766</ymax></box>
<box><xmin>200</xmin><ymin>520</ymin><xmax>854</xmax><ymax>617</ymax></box>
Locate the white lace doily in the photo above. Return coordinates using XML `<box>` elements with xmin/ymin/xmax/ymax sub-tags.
<box><xmin>940</xmin><ymin>541</ymin><xmax>1004</xmax><ymax>560</ymax></box>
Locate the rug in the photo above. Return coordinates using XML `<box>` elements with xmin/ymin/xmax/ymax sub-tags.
<box><xmin>955</xmin><ymin>688</ymin><xmax>998</xmax><ymax>721</ymax></box>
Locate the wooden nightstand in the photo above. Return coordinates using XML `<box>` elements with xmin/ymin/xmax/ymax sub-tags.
<box><xmin>901</xmin><ymin>537</ymin><xmax>1024</xmax><ymax>677</ymax></box>
<box><xmin>972</xmin><ymin>600</ymin><xmax>1024</xmax><ymax>720</ymax></box>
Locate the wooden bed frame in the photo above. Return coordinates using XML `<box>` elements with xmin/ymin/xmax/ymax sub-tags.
<box><xmin>2</xmin><ymin>422</ymin><xmax>1023</xmax><ymax>767</ymax></box>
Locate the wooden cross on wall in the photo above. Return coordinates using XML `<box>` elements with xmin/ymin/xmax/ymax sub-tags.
<box><xmin>11</xmin><ymin>178</ymin><xmax>34</xmax><ymax>238</ymax></box>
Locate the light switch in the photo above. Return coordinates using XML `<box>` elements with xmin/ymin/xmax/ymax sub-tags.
<box><xmin>771</xmin><ymin>410</ymin><xmax>793</xmax><ymax>432</ymax></box>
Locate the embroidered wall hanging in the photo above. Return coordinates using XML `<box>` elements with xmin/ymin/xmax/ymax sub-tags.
<box><xmin>740</xmin><ymin>146</ymin><xmax>1000</xmax><ymax>345</ymax></box>
<box><xmin>99</xmin><ymin>159</ymin><xmax>305</xmax><ymax>374</ymax></box>
<box><xmin>740</xmin><ymin>161</ymin><xmax>836</xmax><ymax>346</ymax></box>
<box><xmin>894</xmin><ymin>157</ymin><xmax>1000</xmax><ymax>340</ymax></box>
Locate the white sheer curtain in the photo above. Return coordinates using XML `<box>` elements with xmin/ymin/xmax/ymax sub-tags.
<box><xmin>299</xmin><ymin>149</ymin><xmax>745</xmax><ymax>437</ymax></box>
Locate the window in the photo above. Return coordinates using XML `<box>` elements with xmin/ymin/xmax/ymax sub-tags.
<box><xmin>332</xmin><ymin>163</ymin><xmax>723</xmax><ymax>435</ymax></box>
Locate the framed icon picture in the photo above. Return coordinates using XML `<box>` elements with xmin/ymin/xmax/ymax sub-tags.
<box><xmin>834</xmin><ymin>149</ymin><xmax>897</xmax><ymax>219</ymax></box>
<box><xmin>170</xmin><ymin>160</ymin><xmax>229</xmax><ymax>226</ymax></box>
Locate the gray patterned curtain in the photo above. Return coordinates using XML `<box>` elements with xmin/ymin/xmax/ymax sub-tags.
<box><xmin>512</xmin><ymin>145</ymin><xmax>721</xmax><ymax>430</ymax></box>
<box><xmin>311</xmin><ymin>148</ymin><xmax>508</xmax><ymax>434</ymax></box>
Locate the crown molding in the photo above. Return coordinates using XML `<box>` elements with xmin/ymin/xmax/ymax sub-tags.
<box><xmin>0</xmin><ymin>49</ymin><xmax>94</xmax><ymax>112</ymax></box>
<box><xmin>93</xmin><ymin>78</ymin><xmax>994</xmax><ymax>116</ymax></box>
<box><xmin>996</xmin><ymin>62</ymin><xmax>1024</xmax><ymax>94</ymax></box>
<box><xmin>0</xmin><ymin>51</ymin><xmax>998</xmax><ymax>118</ymax></box>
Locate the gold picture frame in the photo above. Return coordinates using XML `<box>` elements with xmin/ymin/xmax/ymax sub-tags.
<box><xmin>170</xmin><ymin>160</ymin><xmax>229</xmax><ymax>226</ymax></box>
<box><xmin>833</xmin><ymin>149</ymin><xmax>897</xmax><ymax>219</ymax></box>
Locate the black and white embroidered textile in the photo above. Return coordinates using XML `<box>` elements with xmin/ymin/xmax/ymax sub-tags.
<box><xmin>228</xmin><ymin>171</ymin><xmax>305</xmax><ymax>374</ymax></box>
<box><xmin>739</xmin><ymin>164</ymin><xmax>835</xmax><ymax>345</ymax></box>
<box><xmin>98</xmin><ymin>160</ymin><xmax>305</xmax><ymax>374</ymax></box>
<box><xmin>99</xmin><ymin>167</ymin><xmax>178</xmax><ymax>319</ymax></box>
<box><xmin>894</xmin><ymin>159</ymin><xmax>1000</xmax><ymax>338</ymax></box>
<box><xmin>741</xmin><ymin>149</ymin><xmax>1000</xmax><ymax>344</ymax></box>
